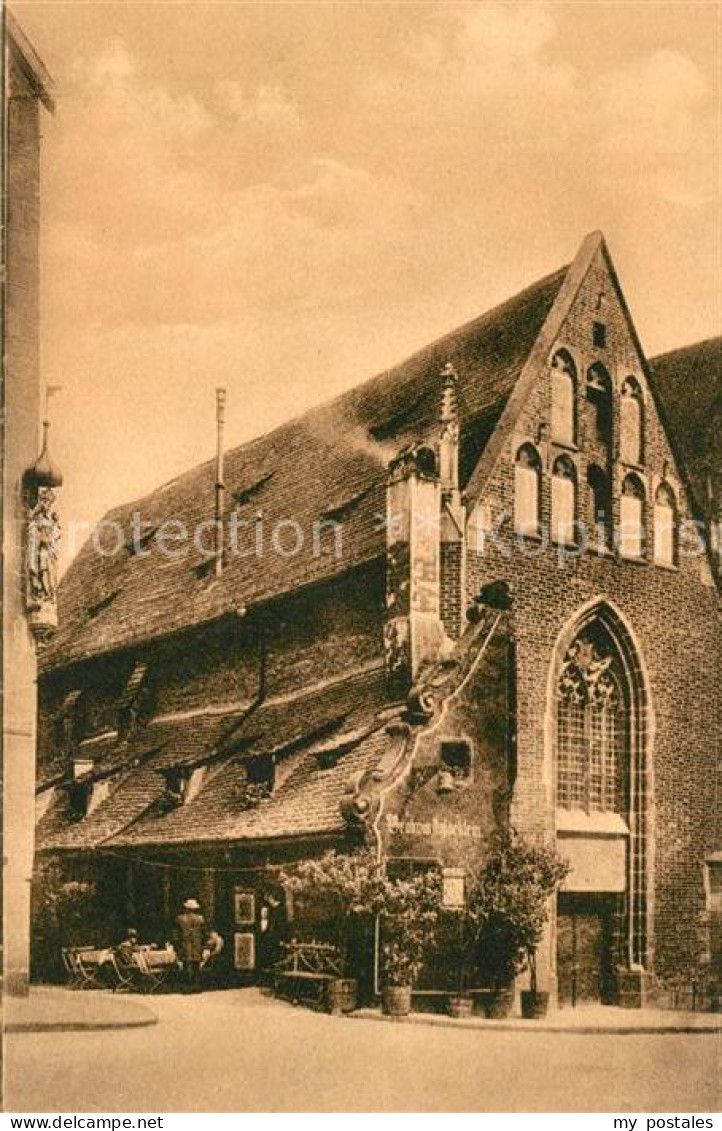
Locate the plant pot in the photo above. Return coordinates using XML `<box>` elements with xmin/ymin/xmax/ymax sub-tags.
<box><xmin>325</xmin><ymin>978</ymin><xmax>358</xmax><ymax>1015</ymax></box>
<box><xmin>447</xmin><ymin>993</ymin><xmax>473</xmax><ymax>1019</ymax></box>
<box><xmin>520</xmin><ymin>990</ymin><xmax>549</xmax><ymax>1019</ymax></box>
<box><xmin>381</xmin><ymin>985</ymin><xmax>412</xmax><ymax>1017</ymax></box>
<box><xmin>486</xmin><ymin>987</ymin><xmax>514</xmax><ymax>1019</ymax></box>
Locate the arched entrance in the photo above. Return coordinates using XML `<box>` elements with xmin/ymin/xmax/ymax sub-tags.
<box><xmin>549</xmin><ymin>602</ymin><xmax>652</xmax><ymax>1006</ymax></box>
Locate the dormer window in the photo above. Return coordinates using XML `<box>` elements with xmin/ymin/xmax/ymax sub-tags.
<box><xmin>550</xmin><ymin>349</ymin><xmax>576</xmax><ymax>445</ymax></box>
<box><xmin>117</xmin><ymin>661</ymin><xmax>151</xmax><ymax>737</ymax></box>
<box><xmin>67</xmin><ymin>758</ymin><xmax>94</xmax><ymax>820</ymax></box>
<box><xmin>247</xmin><ymin>754</ymin><xmax>275</xmax><ymax>792</ymax></box>
<box><xmin>620</xmin><ymin>377</ymin><xmax>644</xmax><ymax>465</ymax></box>
<box><xmin>54</xmin><ymin>690</ymin><xmax>86</xmax><ymax>752</ymax></box>
<box><xmin>162</xmin><ymin>767</ymin><xmax>189</xmax><ymax>807</ymax></box>
<box><xmin>67</xmin><ymin>779</ymin><xmax>92</xmax><ymax>821</ymax></box>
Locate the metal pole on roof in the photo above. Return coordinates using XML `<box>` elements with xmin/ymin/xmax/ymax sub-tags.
<box><xmin>215</xmin><ymin>388</ymin><xmax>227</xmax><ymax>577</ymax></box>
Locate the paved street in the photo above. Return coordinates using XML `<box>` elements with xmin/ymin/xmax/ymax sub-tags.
<box><xmin>5</xmin><ymin>989</ymin><xmax>720</xmax><ymax>1113</ymax></box>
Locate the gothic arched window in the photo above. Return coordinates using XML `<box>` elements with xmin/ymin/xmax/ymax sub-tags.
<box><xmin>551</xmin><ymin>350</ymin><xmax>576</xmax><ymax>445</ymax></box>
<box><xmin>556</xmin><ymin>623</ymin><xmax>628</xmax><ymax>814</ymax></box>
<box><xmin>620</xmin><ymin>473</ymin><xmax>646</xmax><ymax>559</ymax></box>
<box><xmin>587</xmin><ymin>464</ymin><xmax>610</xmax><ymax>544</ymax></box>
<box><xmin>620</xmin><ymin>377</ymin><xmax>644</xmax><ymax>465</ymax></box>
<box><xmin>551</xmin><ymin>454</ymin><xmax>577</xmax><ymax>545</ymax></box>
<box><xmin>586</xmin><ymin>364</ymin><xmax>612</xmax><ymax>447</ymax></box>
<box><xmin>514</xmin><ymin>444</ymin><xmax>541</xmax><ymax>537</ymax></box>
<box><xmin>654</xmin><ymin>482</ymin><xmax>678</xmax><ymax>566</ymax></box>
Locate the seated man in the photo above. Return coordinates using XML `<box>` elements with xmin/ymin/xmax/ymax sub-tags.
<box><xmin>201</xmin><ymin>929</ymin><xmax>225</xmax><ymax>984</ymax></box>
<box><xmin>116</xmin><ymin>927</ymin><xmax>140</xmax><ymax>965</ymax></box>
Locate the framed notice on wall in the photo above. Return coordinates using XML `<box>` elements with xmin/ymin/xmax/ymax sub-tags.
<box><xmin>233</xmin><ymin>932</ymin><xmax>255</xmax><ymax>970</ymax></box>
<box><xmin>234</xmin><ymin>889</ymin><xmax>255</xmax><ymax>925</ymax></box>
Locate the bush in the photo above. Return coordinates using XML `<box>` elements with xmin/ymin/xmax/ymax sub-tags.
<box><xmin>470</xmin><ymin>831</ymin><xmax>569</xmax><ymax>991</ymax></box>
<box><xmin>279</xmin><ymin>852</ymin><xmax>443</xmax><ymax>988</ymax></box>
<box><xmin>374</xmin><ymin>871</ymin><xmax>442</xmax><ymax>988</ymax></box>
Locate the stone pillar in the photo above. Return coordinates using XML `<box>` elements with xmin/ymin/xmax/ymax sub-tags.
<box><xmin>384</xmin><ymin>445</ymin><xmax>444</xmax><ymax>696</ymax></box>
<box><xmin>3</xmin><ymin>25</ymin><xmax>56</xmax><ymax>995</ymax></box>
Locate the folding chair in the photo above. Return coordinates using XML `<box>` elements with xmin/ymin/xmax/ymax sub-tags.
<box><xmin>133</xmin><ymin>949</ymin><xmax>171</xmax><ymax>993</ymax></box>
<box><xmin>108</xmin><ymin>951</ymin><xmax>138</xmax><ymax>993</ymax></box>
<box><xmin>61</xmin><ymin>948</ymin><xmax>83</xmax><ymax>989</ymax></box>
<box><xmin>73</xmin><ymin>950</ymin><xmax>106</xmax><ymax>990</ymax></box>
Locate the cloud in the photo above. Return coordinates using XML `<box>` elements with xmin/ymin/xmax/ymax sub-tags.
<box><xmin>215</xmin><ymin>80</ymin><xmax>303</xmax><ymax>133</ymax></box>
<box><xmin>33</xmin><ymin>3</ymin><xmax>719</xmax><ymax>571</ymax></box>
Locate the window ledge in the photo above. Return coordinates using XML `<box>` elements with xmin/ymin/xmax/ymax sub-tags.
<box><xmin>587</xmin><ymin>542</ymin><xmax>613</xmax><ymax>557</ymax></box>
<box><xmin>620</xmin><ymin>460</ymin><xmax>646</xmax><ymax>473</ymax></box>
<box><xmin>556</xmin><ymin>810</ymin><xmax>629</xmax><ymax>836</ymax></box>
<box><xmin>514</xmin><ymin>529</ymin><xmax>542</xmax><ymax>542</ymax></box>
<box><xmin>551</xmin><ymin>439</ymin><xmax>579</xmax><ymax>453</ymax></box>
<box><xmin>618</xmin><ymin>553</ymin><xmax>649</xmax><ymax>566</ymax></box>
<box><xmin>654</xmin><ymin>560</ymin><xmax>679</xmax><ymax>573</ymax></box>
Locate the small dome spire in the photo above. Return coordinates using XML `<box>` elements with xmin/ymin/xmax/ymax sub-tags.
<box><xmin>28</xmin><ymin>420</ymin><xmax>63</xmax><ymax>488</ymax></box>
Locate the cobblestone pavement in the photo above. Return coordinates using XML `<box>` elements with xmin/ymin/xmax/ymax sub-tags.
<box><xmin>5</xmin><ymin>988</ymin><xmax>720</xmax><ymax>1113</ymax></box>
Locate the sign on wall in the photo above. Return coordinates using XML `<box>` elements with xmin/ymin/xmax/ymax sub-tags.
<box><xmin>233</xmin><ymin>932</ymin><xmax>255</xmax><ymax>970</ymax></box>
<box><xmin>442</xmin><ymin>868</ymin><xmax>466</xmax><ymax>909</ymax></box>
<box><xmin>234</xmin><ymin>889</ymin><xmax>255</xmax><ymax>926</ymax></box>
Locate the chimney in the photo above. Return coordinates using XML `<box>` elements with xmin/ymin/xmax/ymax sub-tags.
<box><xmin>438</xmin><ymin>364</ymin><xmax>466</xmax><ymax>640</ymax></box>
<box><xmin>215</xmin><ymin>388</ymin><xmax>227</xmax><ymax>577</ymax></box>
<box><xmin>384</xmin><ymin>444</ymin><xmax>445</xmax><ymax>696</ymax></box>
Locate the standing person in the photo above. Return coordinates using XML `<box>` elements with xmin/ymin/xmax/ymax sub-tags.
<box><xmin>175</xmin><ymin>898</ymin><xmax>205</xmax><ymax>991</ymax></box>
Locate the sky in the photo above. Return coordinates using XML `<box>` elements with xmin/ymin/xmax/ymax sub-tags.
<box><xmin>13</xmin><ymin>0</ymin><xmax>722</xmax><ymax>568</ymax></box>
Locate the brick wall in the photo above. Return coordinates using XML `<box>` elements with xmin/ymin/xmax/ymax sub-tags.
<box><xmin>440</xmin><ymin>541</ymin><xmax>463</xmax><ymax>639</ymax></box>
<box><xmin>465</xmin><ymin>246</ymin><xmax>721</xmax><ymax>978</ymax></box>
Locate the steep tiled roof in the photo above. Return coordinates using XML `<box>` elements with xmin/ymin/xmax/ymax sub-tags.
<box><xmin>36</xmin><ymin>664</ymin><xmax>389</xmax><ymax>851</ymax></box>
<box><xmin>42</xmin><ymin>265</ymin><xmax>568</xmax><ymax>670</ymax></box>
<box><xmin>112</xmin><ymin>729</ymin><xmax>390</xmax><ymax>847</ymax></box>
<box><xmin>650</xmin><ymin>337</ymin><xmax>721</xmax><ymax>516</ymax></box>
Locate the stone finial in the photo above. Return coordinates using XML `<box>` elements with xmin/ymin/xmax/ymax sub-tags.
<box><xmin>440</xmin><ymin>362</ymin><xmax>459</xmax><ymax>427</ymax></box>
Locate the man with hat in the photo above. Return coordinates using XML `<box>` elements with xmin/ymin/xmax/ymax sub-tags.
<box><xmin>175</xmin><ymin>898</ymin><xmax>205</xmax><ymax>990</ymax></box>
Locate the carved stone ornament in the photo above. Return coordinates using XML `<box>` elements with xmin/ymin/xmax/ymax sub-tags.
<box><xmin>25</xmin><ymin>486</ymin><xmax>61</xmax><ymax>636</ymax></box>
<box><xmin>558</xmin><ymin>631</ymin><xmax>619</xmax><ymax>708</ymax></box>
<box><xmin>24</xmin><ymin>421</ymin><xmax>63</xmax><ymax>640</ymax></box>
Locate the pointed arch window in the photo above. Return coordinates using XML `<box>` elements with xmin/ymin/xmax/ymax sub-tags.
<box><xmin>556</xmin><ymin>623</ymin><xmax>628</xmax><ymax>814</ymax></box>
<box><xmin>587</xmin><ymin>464</ymin><xmax>611</xmax><ymax>545</ymax></box>
<box><xmin>654</xmin><ymin>482</ymin><xmax>678</xmax><ymax>566</ymax></box>
<box><xmin>554</xmin><ymin>610</ymin><xmax>649</xmax><ymax>967</ymax></box>
<box><xmin>620</xmin><ymin>377</ymin><xmax>644</xmax><ymax>465</ymax></box>
<box><xmin>551</xmin><ymin>455</ymin><xmax>577</xmax><ymax>545</ymax></box>
<box><xmin>514</xmin><ymin>444</ymin><xmax>541</xmax><ymax>537</ymax></box>
<box><xmin>587</xmin><ymin>364</ymin><xmax>613</xmax><ymax>447</ymax></box>
<box><xmin>619</xmin><ymin>473</ymin><xmax>646</xmax><ymax>559</ymax></box>
<box><xmin>551</xmin><ymin>350</ymin><xmax>576</xmax><ymax>445</ymax></box>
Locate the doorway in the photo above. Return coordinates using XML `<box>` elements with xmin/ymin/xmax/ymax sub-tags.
<box><xmin>557</xmin><ymin>893</ymin><xmax>615</xmax><ymax>1007</ymax></box>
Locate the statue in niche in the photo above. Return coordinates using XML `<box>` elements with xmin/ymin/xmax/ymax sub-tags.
<box><xmin>26</xmin><ymin>486</ymin><xmax>61</xmax><ymax>606</ymax></box>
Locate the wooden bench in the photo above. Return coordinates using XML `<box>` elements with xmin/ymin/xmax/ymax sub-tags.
<box><xmin>273</xmin><ymin>940</ymin><xmax>344</xmax><ymax>1009</ymax></box>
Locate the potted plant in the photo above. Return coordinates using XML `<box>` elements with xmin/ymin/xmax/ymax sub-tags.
<box><xmin>441</xmin><ymin>904</ymin><xmax>477</xmax><ymax>1018</ymax></box>
<box><xmin>279</xmin><ymin>850</ymin><xmax>381</xmax><ymax>1014</ymax></box>
<box><xmin>374</xmin><ymin>870</ymin><xmax>442</xmax><ymax>1017</ymax></box>
<box><xmin>473</xmin><ymin>831</ymin><xmax>569</xmax><ymax>1019</ymax></box>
